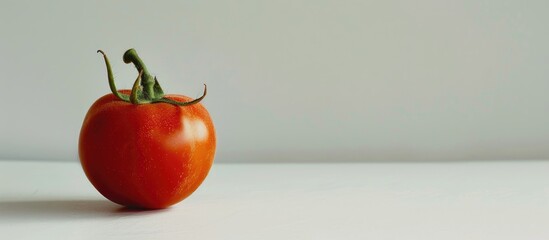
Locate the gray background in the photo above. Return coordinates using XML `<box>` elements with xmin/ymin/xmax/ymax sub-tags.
<box><xmin>1</xmin><ymin>0</ymin><xmax>548</xmax><ymax>162</ymax></box>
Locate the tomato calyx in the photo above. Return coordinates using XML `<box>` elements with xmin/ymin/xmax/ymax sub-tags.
<box><xmin>97</xmin><ymin>49</ymin><xmax>207</xmax><ymax>106</ymax></box>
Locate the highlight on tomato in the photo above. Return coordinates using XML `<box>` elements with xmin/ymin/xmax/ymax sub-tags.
<box><xmin>79</xmin><ymin>49</ymin><xmax>216</xmax><ymax>209</ymax></box>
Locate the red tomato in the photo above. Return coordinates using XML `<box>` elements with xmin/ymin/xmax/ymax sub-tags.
<box><xmin>79</xmin><ymin>49</ymin><xmax>216</xmax><ymax>209</ymax></box>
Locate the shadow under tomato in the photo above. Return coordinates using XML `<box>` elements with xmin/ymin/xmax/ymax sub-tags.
<box><xmin>0</xmin><ymin>199</ymin><xmax>166</xmax><ymax>223</ymax></box>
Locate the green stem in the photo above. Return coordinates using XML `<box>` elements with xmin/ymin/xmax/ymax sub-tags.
<box><xmin>97</xmin><ymin>49</ymin><xmax>206</xmax><ymax>106</ymax></box>
<box><xmin>123</xmin><ymin>49</ymin><xmax>155</xmax><ymax>100</ymax></box>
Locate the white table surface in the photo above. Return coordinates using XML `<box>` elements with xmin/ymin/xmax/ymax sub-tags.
<box><xmin>1</xmin><ymin>160</ymin><xmax>549</xmax><ymax>240</ymax></box>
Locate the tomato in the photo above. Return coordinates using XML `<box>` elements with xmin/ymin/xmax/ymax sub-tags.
<box><xmin>79</xmin><ymin>49</ymin><xmax>216</xmax><ymax>209</ymax></box>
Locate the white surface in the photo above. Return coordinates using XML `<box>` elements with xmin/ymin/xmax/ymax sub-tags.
<box><xmin>2</xmin><ymin>1</ymin><xmax>549</xmax><ymax>162</ymax></box>
<box><xmin>1</xmin><ymin>160</ymin><xmax>549</xmax><ymax>239</ymax></box>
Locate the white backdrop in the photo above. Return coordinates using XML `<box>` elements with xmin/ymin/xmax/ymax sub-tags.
<box><xmin>1</xmin><ymin>0</ymin><xmax>549</xmax><ymax>162</ymax></box>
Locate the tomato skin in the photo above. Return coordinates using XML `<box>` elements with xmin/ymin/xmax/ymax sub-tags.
<box><xmin>79</xmin><ymin>90</ymin><xmax>216</xmax><ymax>209</ymax></box>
